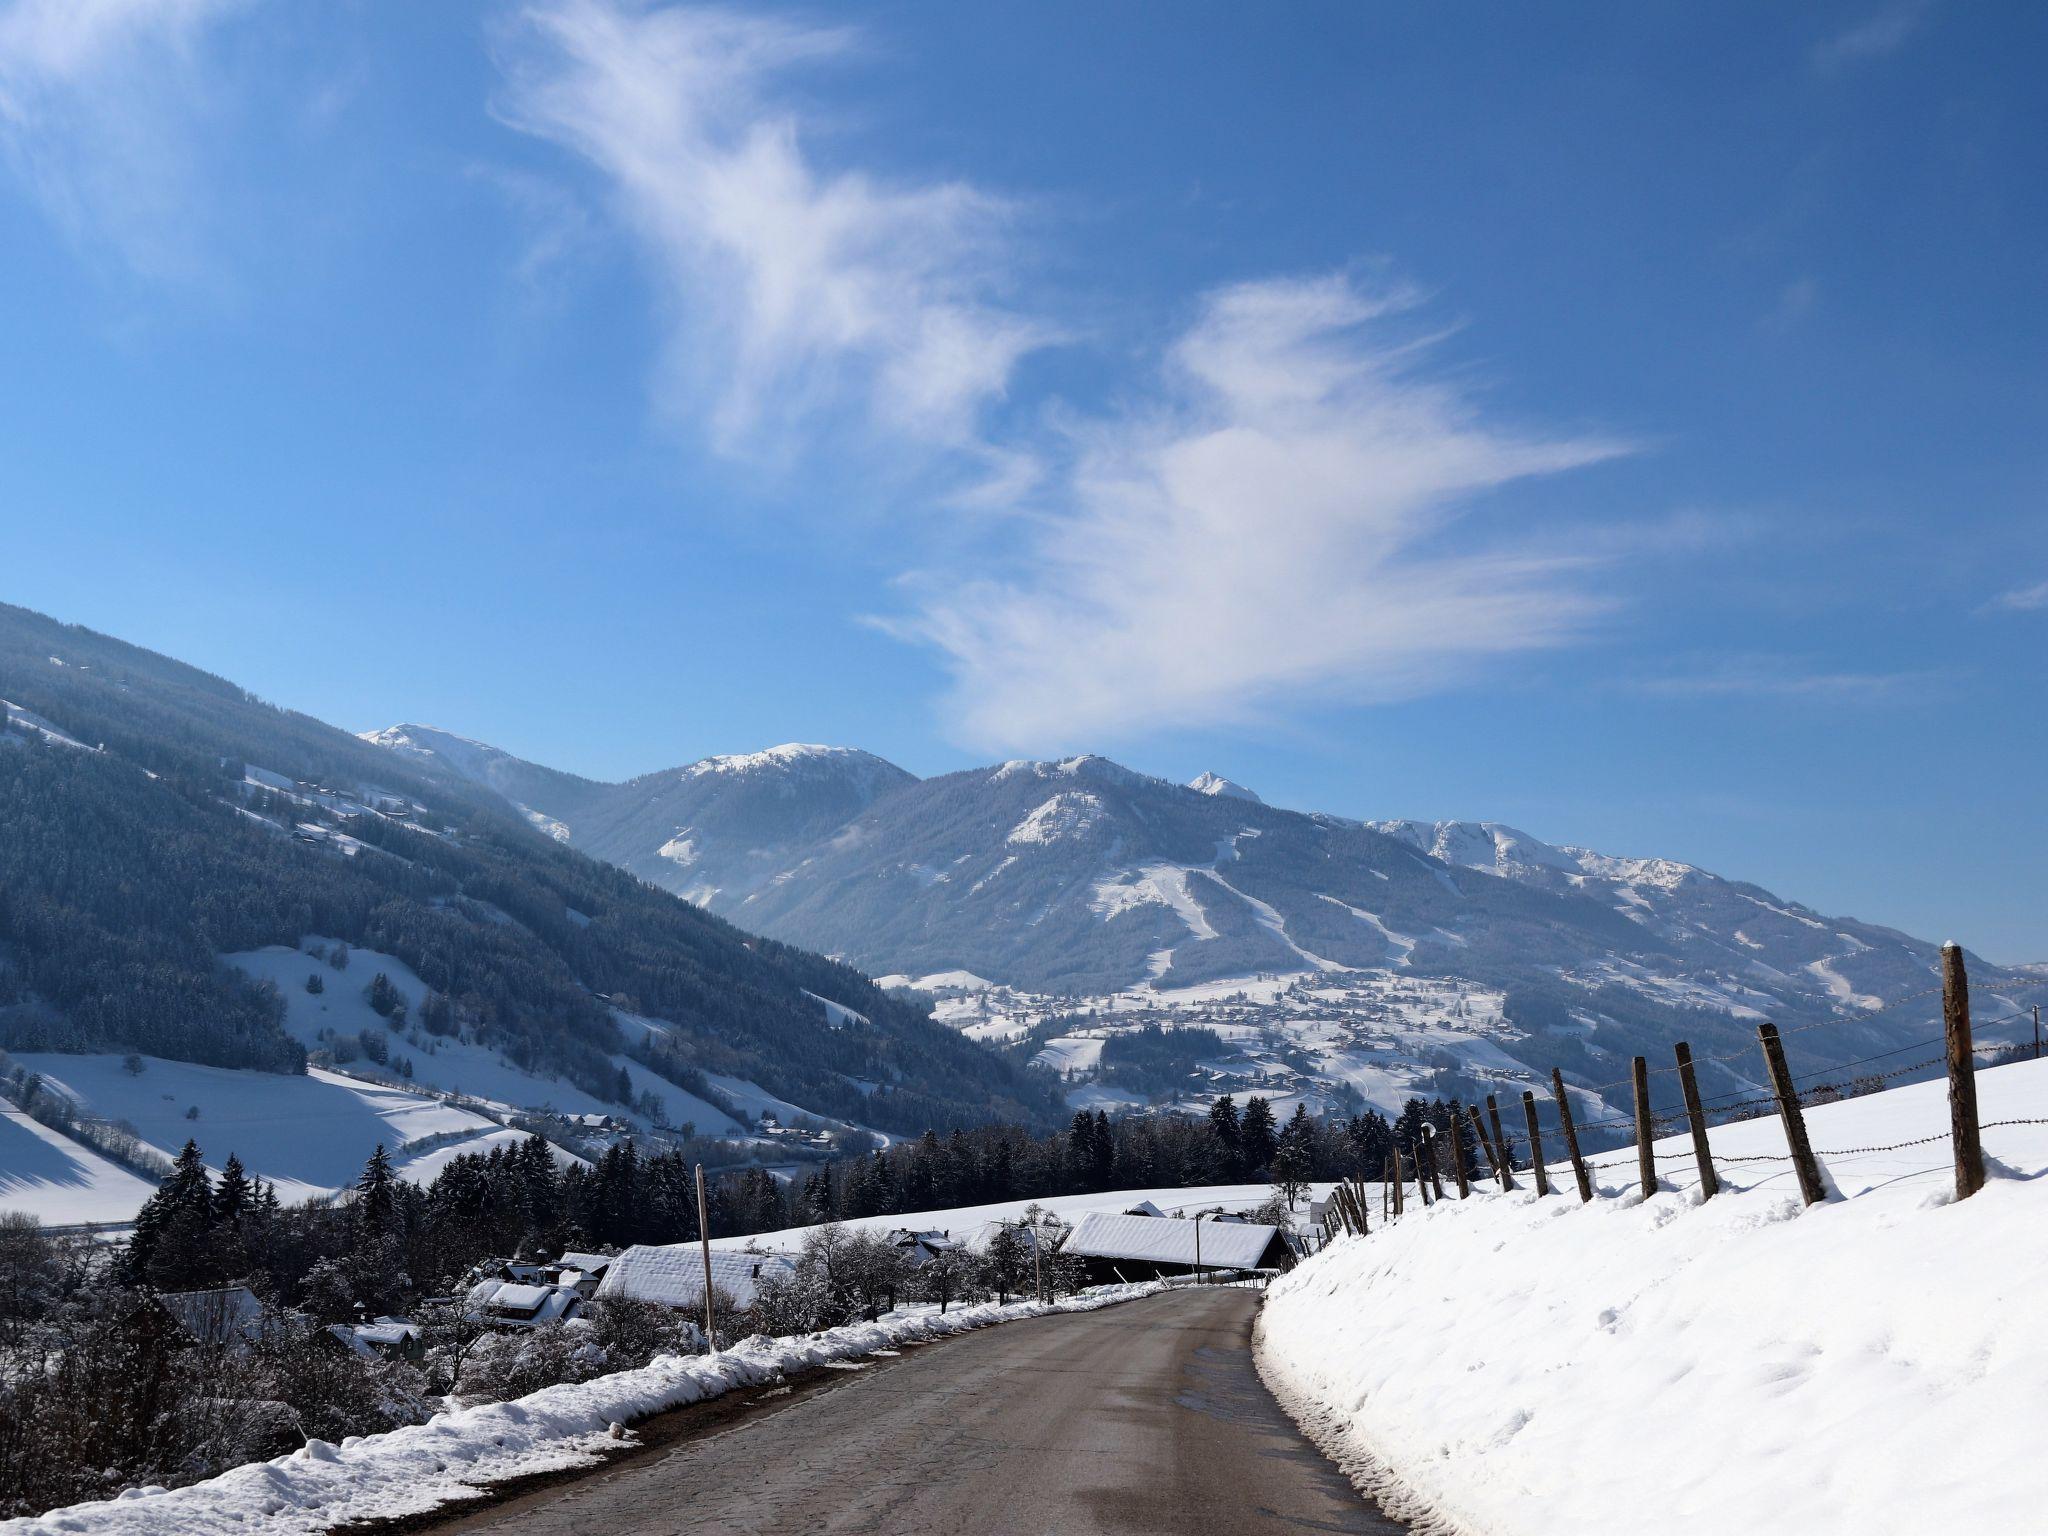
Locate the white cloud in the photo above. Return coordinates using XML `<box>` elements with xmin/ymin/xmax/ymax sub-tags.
<box><xmin>493</xmin><ymin>0</ymin><xmax>1053</xmax><ymax>460</ymax></box>
<box><xmin>885</xmin><ymin>274</ymin><xmax>1631</xmax><ymax>753</ymax></box>
<box><xmin>0</xmin><ymin>0</ymin><xmax>250</xmax><ymax>279</ymax></box>
<box><xmin>1630</xmin><ymin>658</ymin><xmax>1938</xmax><ymax>699</ymax></box>
<box><xmin>1813</xmin><ymin>0</ymin><xmax>1932</xmax><ymax>71</ymax></box>
<box><xmin>1987</xmin><ymin>578</ymin><xmax>2048</xmax><ymax>613</ymax></box>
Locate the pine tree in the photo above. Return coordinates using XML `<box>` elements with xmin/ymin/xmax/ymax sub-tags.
<box><xmin>356</xmin><ymin>1144</ymin><xmax>397</xmax><ymax>1238</ymax></box>
<box><xmin>213</xmin><ymin>1153</ymin><xmax>253</xmax><ymax>1223</ymax></box>
<box><xmin>1241</xmin><ymin>1096</ymin><xmax>1278</xmax><ymax>1177</ymax></box>
<box><xmin>1208</xmin><ymin>1095</ymin><xmax>1243</xmax><ymax>1178</ymax></box>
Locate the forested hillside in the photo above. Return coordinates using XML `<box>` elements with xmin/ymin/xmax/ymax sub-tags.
<box><xmin>0</xmin><ymin>604</ymin><xmax>1057</xmax><ymax>1134</ymax></box>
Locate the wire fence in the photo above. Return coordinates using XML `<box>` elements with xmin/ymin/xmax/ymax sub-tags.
<box><xmin>1313</xmin><ymin>950</ymin><xmax>2047</xmax><ymax>1245</ymax></box>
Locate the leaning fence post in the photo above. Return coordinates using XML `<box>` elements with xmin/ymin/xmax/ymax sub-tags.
<box><xmin>1465</xmin><ymin>1104</ymin><xmax>1499</xmax><ymax>1184</ymax></box>
<box><xmin>1551</xmin><ymin>1069</ymin><xmax>1593</xmax><ymax>1202</ymax></box>
<box><xmin>1758</xmin><ymin>1022</ymin><xmax>1827</xmax><ymax>1205</ymax></box>
<box><xmin>1423</xmin><ymin>1124</ymin><xmax>1447</xmax><ymax>1201</ymax></box>
<box><xmin>1392</xmin><ymin>1145</ymin><xmax>1406</xmax><ymax>1216</ymax></box>
<box><xmin>1484</xmin><ymin>1095</ymin><xmax>1517</xmax><ymax>1191</ymax></box>
<box><xmin>1674</xmin><ymin>1041</ymin><xmax>1718</xmax><ymax>1199</ymax></box>
<box><xmin>1631</xmin><ymin>1056</ymin><xmax>1658</xmax><ymax>1197</ymax></box>
<box><xmin>1943</xmin><ymin>942</ymin><xmax>1985</xmax><ymax>1201</ymax></box>
<box><xmin>1521</xmin><ymin>1090</ymin><xmax>1551</xmax><ymax>1196</ymax></box>
<box><xmin>1446</xmin><ymin>1101</ymin><xmax>1472</xmax><ymax>1198</ymax></box>
<box><xmin>1410</xmin><ymin>1142</ymin><xmax>1433</xmax><ymax>1205</ymax></box>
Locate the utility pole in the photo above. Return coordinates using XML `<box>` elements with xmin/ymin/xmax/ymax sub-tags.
<box><xmin>694</xmin><ymin>1163</ymin><xmax>717</xmax><ymax>1352</ymax></box>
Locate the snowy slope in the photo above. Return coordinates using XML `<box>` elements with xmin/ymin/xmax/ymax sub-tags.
<box><xmin>708</xmin><ymin>1181</ymin><xmax>1331</xmax><ymax>1254</ymax></box>
<box><xmin>0</xmin><ymin>1108</ymin><xmax>157</xmax><ymax>1226</ymax></box>
<box><xmin>1259</xmin><ymin>1058</ymin><xmax>2048</xmax><ymax>1536</ymax></box>
<box><xmin>9</xmin><ymin>1054</ymin><xmax>529</xmax><ymax>1206</ymax></box>
<box><xmin>226</xmin><ymin>941</ymin><xmax>749</xmax><ymax>1136</ymax></box>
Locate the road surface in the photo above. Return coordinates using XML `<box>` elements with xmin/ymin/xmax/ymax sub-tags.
<box><xmin>419</xmin><ymin>1287</ymin><xmax>1402</xmax><ymax>1535</ymax></box>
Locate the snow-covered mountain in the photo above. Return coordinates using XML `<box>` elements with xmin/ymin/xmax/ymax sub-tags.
<box><xmin>368</xmin><ymin>727</ymin><xmax>2046</xmax><ymax>1124</ymax></box>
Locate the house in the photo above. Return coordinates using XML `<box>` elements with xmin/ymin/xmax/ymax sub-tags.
<box><xmin>544</xmin><ymin>1251</ymin><xmax>615</xmax><ymax>1297</ymax></box>
<box><xmin>325</xmin><ymin>1316</ymin><xmax>426</xmax><ymax>1362</ymax></box>
<box><xmin>467</xmin><ymin>1279</ymin><xmax>584</xmax><ymax>1329</ymax></box>
<box><xmin>1062</xmin><ymin>1211</ymin><xmax>1293</xmax><ymax>1284</ymax></box>
<box><xmin>885</xmin><ymin>1229</ymin><xmax>962</xmax><ymax>1269</ymax></box>
<box><xmin>157</xmin><ymin>1286</ymin><xmax>274</xmax><ymax>1349</ymax></box>
<box><xmin>1122</xmin><ymin>1200</ymin><xmax>1168</xmax><ymax>1218</ymax></box>
<box><xmin>596</xmin><ymin>1244</ymin><xmax>797</xmax><ymax>1312</ymax></box>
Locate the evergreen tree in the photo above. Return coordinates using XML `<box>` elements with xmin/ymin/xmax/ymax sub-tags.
<box><xmin>1241</xmin><ymin>1096</ymin><xmax>1278</xmax><ymax>1176</ymax></box>
<box><xmin>1207</xmin><ymin>1095</ymin><xmax>1243</xmax><ymax>1178</ymax></box>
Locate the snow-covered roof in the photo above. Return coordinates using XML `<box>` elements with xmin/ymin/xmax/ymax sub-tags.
<box><xmin>1064</xmin><ymin>1211</ymin><xmax>1283</xmax><ymax>1270</ymax></box>
<box><xmin>475</xmin><ymin>1281</ymin><xmax>582</xmax><ymax>1326</ymax></box>
<box><xmin>597</xmin><ymin>1245</ymin><xmax>797</xmax><ymax>1310</ymax></box>
<box><xmin>1123</xmin><ymin>1200</ymin><xmax>1167</xmax><ymax>1218</ymax></box>
<box><xmin>554</xmin><ymin>1251</ymin><xmax>613</xmax><ymax>1273</ymax></box>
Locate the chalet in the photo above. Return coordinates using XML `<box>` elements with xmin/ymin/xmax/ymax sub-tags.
<box><xmin>544</xmin><ymin>1251</ymin><xmax>615</xmax><ymax>1297</ymax></box>
<box><xmin>1062</xmin><ymin>1211</ymin><xmax>1293</xmax><ymax>1284</ymax></box>
<box><xmin>326</xmin><ymin>1316</ymin><xmax>426</xmax><ymax>1362</ymax></box>
<box><xmin>885</xmin><ymin>1229</ymin><xmax>962</xmax><ymax>1269</ymax></box>
<box><xmin>467</xmin><ymin>1279</ymin><xmax>584</xmax><ymax>1329</ymax></box>
<box><xmin>597</xmin><ymin>1244</ymin><xmax>797</xmax><ymax>1312</ymax></box>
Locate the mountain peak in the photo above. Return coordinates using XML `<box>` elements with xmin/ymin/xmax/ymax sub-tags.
<box><xmin>685</xmin><ymin>743</ymin><xmax>894</xmax><ymax>778</ymax></box>
<box><xmin>1188</xmin><ymin>771</ymin><xmax>1262</xmax><ymax>804</ymax></box>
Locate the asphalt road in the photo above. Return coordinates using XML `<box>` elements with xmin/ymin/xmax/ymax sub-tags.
<box><xmin>420</xmin><ymin>1287</ymin><xmax>1403</xmax><ymax>1536</ymax></box>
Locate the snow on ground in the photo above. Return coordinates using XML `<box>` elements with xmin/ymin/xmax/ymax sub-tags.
<box><xmin>0</xmin><ymin>1108</ymin><xmax>157</xmax><ymax>1226</ymax></box>
<box><xmin>10</xmin><ymin>1055</ymin><xmax>511</xmax><ymax>1206</ymax></box>
<box><xmin>708</xmin><ymin>1181</ymin><xmax>1333</xmax><ymax>1254</ymax></box>
<box><xmin>226</xmin><ymin>942</ymin><xmax>747</xmax><ymax>1135</ymax></box>
<box><xmin>1259</xmin><ymin>1057</ymin><xmax>2048</xmax><ymax>1536</ymax></box>
<box><xmin>1032</xmin><ymin>1035</ymin><xmax>1105</xmax><ymax>1075</ymax></box>
<box><xmin>5</xmin><ymin>1284</ymin><xmax>1170</xmax><ymax>1536</ymax></box>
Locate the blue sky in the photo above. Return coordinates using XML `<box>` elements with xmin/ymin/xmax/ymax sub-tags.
<box><xmin>0</xmin><ymin>0</ymin><xmax>2042</xmax><ymax>960</ymax></box>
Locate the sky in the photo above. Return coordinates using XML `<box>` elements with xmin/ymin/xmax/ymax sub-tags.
<box><xmin>0</xmin><ymin>0</ymin><xmax>2043</xmax><ymax>961</ymax></box>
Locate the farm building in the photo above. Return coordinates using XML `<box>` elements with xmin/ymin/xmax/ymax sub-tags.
<box><xmin>596</xmin><ymin>1244</ymin><xmax>797</xmax><ymax>1311</ymax></box>
<box><xmin>467</xmin><ymin>1279</ymin><xmax>583</xmax><ymax>1329</ymax></box>
<box><xmin>1062</xmin><ymin>1211</ymin><xmax>1292</xmax><ymax>1284</ymax></box>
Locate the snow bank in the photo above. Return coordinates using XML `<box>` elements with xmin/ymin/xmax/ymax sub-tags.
<box><xmin>1258</xmin><ymin>1058</ymin><xmax>2048</xmax><ymax>1536</ymax></box>
<box><xmin>7</xmin><ymin>1284</ymin><xmax>1164</xmax><ymax>1536</ymax></box>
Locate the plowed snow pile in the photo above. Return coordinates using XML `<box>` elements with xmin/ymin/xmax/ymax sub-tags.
<box><xmin>1258</xmin><ymin>1057</ymin><xmax>2048</xmax><ymax>1536</ymax></box>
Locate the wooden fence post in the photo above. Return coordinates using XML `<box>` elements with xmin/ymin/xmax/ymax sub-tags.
<box><xmin>1392</xmin><ymin>1145</ymin><xmax>1405</xmax><ymax>1216</ymax></box>
<box><xmin>1551</xmin><ymin>1068</ymin><xmax>1593</xmax><ymax>1203</ymax></box>
<box><xmin>1485</xmin><ymin>1095</ymin><xmax>1517</xmax><ymax>1191</ymax></box>
<box><xmin>1943</xmin><ymin>942</ymin><xmax>1985</xmax><ymax>1201</ymax></box>
<box><xmin>1446</xmin><ymin>1101</ymin><xmax>1472</xmax><ymax>1198</ymax></box>
<box><xmin>1465</xmin><ymin>1104</ymin><xmax>1499</xmax><ymax>1184</ymax></box>
<box><xmin>1410</xmin><ymin>1142</ymin><xmax>1433</xmax><ymax>1205</ymax></box>
<box><xmin>1674</xmin><ymin>1041</ymin><xmax>1718</xmax><ymax>1200</ymax></box>
<box><xmin>1521</xmin><ymin>1090</ymin><xmax>1550</xmax><ymax>1196</ymax></box>
<box><xmin>1424</xmin><ymin>1125</ymin><xmax>1447</xmax><ymax>1201</ymax></box>
<box><xmin>1630</xmin><ymin>1056</ymin><xmax>1658</xmax><ymax>1198</ymax></box>
<box><xmin>1758</xmin><ymin>1022</ymin><xmax>1827</xmax><ymax>1206</ymax></box>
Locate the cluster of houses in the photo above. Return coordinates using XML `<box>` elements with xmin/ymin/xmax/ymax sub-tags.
<box><xmin>150</xmin><ymin>1205</ymin><xmax>1299</xmax><ymax>1374</ymax></box>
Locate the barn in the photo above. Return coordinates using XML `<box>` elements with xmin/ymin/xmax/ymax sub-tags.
<box><xmin>1062</xmin><ymin>1211</ymin><xmax>1292</xmax><ymax>1284</ymax></box>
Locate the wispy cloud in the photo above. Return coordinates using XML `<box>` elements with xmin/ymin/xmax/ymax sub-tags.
<box><xmin>1986</xmin><ymin>578</ymin><xmax>2048</xmax><ymax>613</ymax></box>
<box><xmin>0</xmin><ymin>0</ymin><xmax>251</xmax><ymax>280</ymax></box>
<box><xmin>1630</xmin><ymin>657</ymin><xmax>1939</xmax><ymax>699</ymax></box>
<box><xmin>493</xmin><ymin>0</ymin><xmax>1054</xmax><ymax>467</ymax></box>
<box><xmin>1813</xmin><ymin>0</ymin><xmax>1932</xmax><ymax>72</ymax></box>
<box><xmin>885</xmin><ymin>274</ymin><xmax>1632</xmax><ymax>752</ymax></box>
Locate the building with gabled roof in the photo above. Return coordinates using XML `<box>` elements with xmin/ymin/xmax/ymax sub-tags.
<box><xmin>597</xmin><ymin>1244</ymin><xmax>796</xmax><ymax>1311</ymax></box>
<box><xmin>1063</xmin><ymin>1211</ymin><xmax>1291</xmax><ymax>1283</ymax></box>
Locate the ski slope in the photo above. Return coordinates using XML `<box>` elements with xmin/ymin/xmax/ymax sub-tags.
<box><xmin>1259</xmin><ymin>1057</ymin><xmax>2048</xmax><ymax>1536</ymax></box>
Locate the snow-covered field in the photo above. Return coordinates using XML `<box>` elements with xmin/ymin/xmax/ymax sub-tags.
<box><xmin>8</xmin><ymin>1054</ymin><xmax>535</xmax><ymax>1207</ymax></box>
<box><xmin>4</xmin><ymin>1283</ymin><xmax>1168</xmax><ymax>1536</ymax></box>
<box><xmin>0</xmin><ymin>1108</ymin><xmax>157</xmax><ymax>1227</ymax></box>
<box><xmin>1258</xmin><ymin>1058</ymin><xmax>2048</xmax><ymax>1535</ymax></box>
<box><xmin>708</xmin><ymin>1181</ymin><xmax>1330</xmax><ymax>1254</ymax></box>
